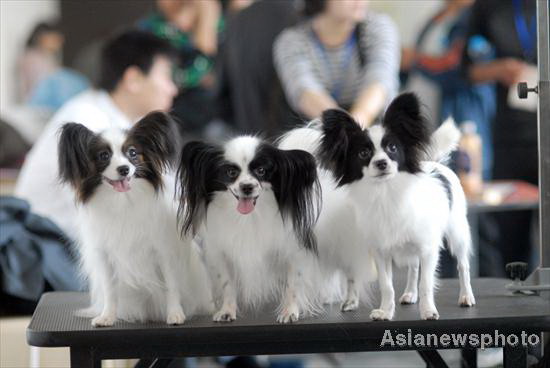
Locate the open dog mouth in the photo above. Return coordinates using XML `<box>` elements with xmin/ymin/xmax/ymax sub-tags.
<box><xmin>231</xmin><ymin>191</ymin><xmax>258</xmax><ymax>215</ymax></box>
<box><xmin>104</xmin><ymin>176</ymin><xmax>131</xmax><ymax>192</ymax></box>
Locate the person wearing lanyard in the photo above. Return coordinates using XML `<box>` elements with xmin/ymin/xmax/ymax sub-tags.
<box><xmin>462</xmin><ymin>0</ymin><xmax>538</xmax><ymax>274</ymax></box>
<box><xmin>273</xmin><ymin>0</ymin><xmax>400</xmax><ymax>128</ymax></box>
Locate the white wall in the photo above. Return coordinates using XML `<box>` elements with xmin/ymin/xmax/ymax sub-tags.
<box><xmin>370</xmin><ymin>0</ymin><xmax>443</xmax><ymax>46</ymax></box>
<box><xmin>0</xmin><ymin>0</ymin><xmax>60</xmax><ymax>110</ymax></box>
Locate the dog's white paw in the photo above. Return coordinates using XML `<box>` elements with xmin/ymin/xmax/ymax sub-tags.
<box><xmin>370</xmin><ymin>308</ymin><xmax>393</xmax><ymax>321</ymax></box>
<box><xmin>91</xmin><ymin>314</ymin><xmax>116</xmax><ymax>327</ymax></box>
<box><xmin>458</xmin><ymin>293</ymin><xmax>476</xmax><ymax>307</ymax></box>
<box><xmin>213</xmin><ymin>307</ymin><xmax>236</xmax><ymax>322</ymax></box>
<box><xmin>399</xmin><ymin>292</ymin><xmax>418</xmax><ymax>305</ymax></box>
<box><xmin>341</xmin><ymin>297</ymin><xmax>359</xmax><ymax>312</ymax></box>
<box><xmin>166</xmin><ymin>309</ymin><xmax>186</xmax><ymax>325</ymax></box>
<box><xmin>277</xmin><ymin>304</ymin><xmax>300</xmax><ymax>323</ymax></box>
<box><xmin>420</xmin><ymin>307</ymin><xmax>440</xmax><ymax>320</ymax></box>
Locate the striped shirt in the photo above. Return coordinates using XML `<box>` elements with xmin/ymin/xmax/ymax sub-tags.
<box><xmin>274</xmin><ymin>12</ymin><xmax>400</xmax><ymax>112</ymax></box>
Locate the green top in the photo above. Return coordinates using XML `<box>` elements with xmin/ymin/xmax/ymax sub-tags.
<box><xmin>139</xmin><ymin>13</ymin><xmax>224</xmax><ymax>89</ymax></box>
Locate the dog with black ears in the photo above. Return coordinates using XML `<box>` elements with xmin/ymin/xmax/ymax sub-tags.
<box><xmin>279</xmin><ymin>92</ymin><xmax>474</xmax><ymax>320</ymax></box>
<box><xmin>58</xmin><ymin>112</ymin><xmax>212</xmax><ymax>326</ymax></box>
<box><xmin>177</xmin><ymin>136</ymin><xmax>323</xmax><ymax>323</ymax></box>
<box><xmin>318</xmin><ymin>93</ymin><xmax>475</xmax><ymax>320</ymax></box>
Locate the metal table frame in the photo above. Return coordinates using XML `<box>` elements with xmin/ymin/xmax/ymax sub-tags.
<box><xmin>26</xmin><ymin>279</ymin><xmax>550</xmax><ymax>368</ymax></box>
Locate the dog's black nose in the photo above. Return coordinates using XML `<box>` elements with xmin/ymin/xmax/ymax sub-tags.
<box><xmin>375</xmin><ymin>160</ymin><xmax>388</xmax><ymax>170</ymax></box>
<box><xmin>240</xmin><ymin>183</ymin><xmax>254</xmax><ymax>195</ymax></box>
<box><xmin>117</xmin><ymin>165</ymin><xmax>130</xmax><ymax>177</ymax></box>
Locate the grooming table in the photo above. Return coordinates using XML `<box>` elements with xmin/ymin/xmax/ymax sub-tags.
<box><xmin>26</xmin><ymin>278</ymin><xmax>550</xmax><ymax>368</ymax></box>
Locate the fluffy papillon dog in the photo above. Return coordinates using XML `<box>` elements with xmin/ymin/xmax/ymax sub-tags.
<box><xmin>58</xmin><ymin>112</ymin><xmax>212</xmax><ymax>327</ymax></box>
<box><xmin>177</xmin><ymin>136</ymin><xmax>321</xmax><ymax>323</ymax></box>
<box><xmin>314</xmin><ymin>93</ymin><xmax>476</xmax><ymax>321</ymax></box>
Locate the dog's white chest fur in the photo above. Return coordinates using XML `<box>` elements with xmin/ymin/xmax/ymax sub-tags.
<box><xmin>202</xmin><ymin>190</ymin><xmax>299</xmax><ymax>303</ymax></box>
<box><xmin>351</xmin><ymin>172</ymin><xmax>449</xmax><ymax>265</ymax></box>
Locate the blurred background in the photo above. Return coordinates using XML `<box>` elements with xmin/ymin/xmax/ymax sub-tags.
<box><xmin>0</xmin><ymin>0</ymin><xmax>540</xmax><ymax>367</ymax></box>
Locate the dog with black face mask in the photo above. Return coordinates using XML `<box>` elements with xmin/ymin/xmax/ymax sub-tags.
<box><xmin>58</xmin><ymin>112</ymin><xmax>212</xmax><ymax>327</ymax></box>
<box><xmin>280</xmin><ymin>93</ymin><xmax>474</xmax><ymax>320</ymax></box>
<box><xmin>177</xmin><ymin>136</ymin><xmax>321</xmax><ymax>323</ymax></box>
<box><xmin>319</xmin><ymin>93</ymin><xmax>475</xmax><ymax>320</ymax></box>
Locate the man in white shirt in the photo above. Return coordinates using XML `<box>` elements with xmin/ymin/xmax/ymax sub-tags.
<box><xmin>15</xmin><ymin>30</ymin><xmax>178</xmax><ymax>240</ymax></box>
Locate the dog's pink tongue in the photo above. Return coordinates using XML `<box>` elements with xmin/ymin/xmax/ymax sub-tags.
<box><xmin>112</xmin><ymin>178</ymin><xmax>131</xmax><ymax>192</ymax></box>
<box><xmin>237</xmin><ymin>198</ymin><xmax>255</xmax><ymax>214</ymax></box>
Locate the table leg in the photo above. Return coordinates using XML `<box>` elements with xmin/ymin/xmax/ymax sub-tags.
<box><xmin>418</xmin><ymin>350</ymin><xmax>449</xmax><ymax>368</ymax></box>
<box><xmin>134</xmin><ymin>358</ymin><xmax>174</xmax><ymax>368</ymax></box>
<box><xmin>467</xmin><ymin>213</ymin><xmax>479</xmax><ymax>276</ymax></box>
<box><xmin>70</xmin><ymin>346</ymin><xmax>100</xmax><ymax>368</ymax></box>
<box><xmin>461</xmin><ymin>348</ymin><xmax>477</xmax><ymax>368</ymax></box>
<box><xmin>503</xmin><ymin>345</ymin><xmax>527</xmax><ymax>368</ymax></box>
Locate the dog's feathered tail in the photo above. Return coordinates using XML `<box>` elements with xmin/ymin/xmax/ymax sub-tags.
<box><xmin>426</xmin><ymin>117</ymin><xmax>460</xmax><ymax>163</ymax></box>
<box><xmin>277</xmin><ymin>120</ymin><xmax>323</xmax><ymax>155</ymax></box>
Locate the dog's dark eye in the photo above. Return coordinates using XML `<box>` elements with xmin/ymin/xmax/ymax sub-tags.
<box><xmin>227</xmin><ymin>167</ymin><xmax>239</xmax><ymax>179</ymax></box>
<box><xmin>254</xmin><ymin>167</ymin><xmax>266</xmax><ymax>177</ymax></box>
<box><xmin>98</xmin><ymin>151</ymin><xmax>110</xmax><ymax>161</ymax></box>
<box><xmin>358</xmin><ymin>149</ymin><xmax>371</xmax><ymax>160</ymax></box>
<box><xmin>387</xmin><ymin>143</ymin><xmax>397</xmax><ymax>154</ymax></box>
<box><xmin>128</xmin><ymin>147</ymin><xmax>137</xmax><ymax>158</ymax></box>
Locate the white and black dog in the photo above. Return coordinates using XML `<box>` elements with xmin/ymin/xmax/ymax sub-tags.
<box><xmin>314</xmin><ymin>93</ymin><xmax>476</xmax><ymax>320</ymax></box>
<box><xmin>177</xmin><ymin>136</ymin><xmax>322</xmax><ymax>323</ymax></box>
<box><xmin>58</xmin><ymin>112</ymin><xmax>212</xmax><ymax>327</ymax></box>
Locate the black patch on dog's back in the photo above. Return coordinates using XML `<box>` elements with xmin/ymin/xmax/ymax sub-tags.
<box><xmin>432</xmin><ymin>170</ymin><xmax>453</xmax><ymax>209</ymax></box>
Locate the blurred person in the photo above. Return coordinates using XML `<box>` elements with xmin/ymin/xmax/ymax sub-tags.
<box><xmin>217</xmin><ymin>0</ymin><xmax>299</xmax><ymax>136</ymax></box>
<box><xmin>273</xmin><ymin>0</ymin><xmax>400</xmax><ymax>128</ymax></box>
<box><xmin>19</xmin><ymin>21</ymin><xmax>89</xmax><ymax>112</ymax></box>
<box><xmin>139</xmin><ymin>0</ymin><xmax>222</xmax><ymax>134</ymax></box>
<box><xmin>462</xmin><ymin>0</ymin><xmax>538</xmax><ymax>271</ymax></box>
<box><xmin>402</xmin><ymin>0</ymin><xmax>496</xmax><ymax>179</ymax></box>
<box><xmin>18</xmin><ymin>22</ymin><xmax>64</xmax><ymax>101</ymax></box>
<box><xmin>15</xmin><ymin>30</ymin><xmax>178</xmax><ymax>240</ymax></box>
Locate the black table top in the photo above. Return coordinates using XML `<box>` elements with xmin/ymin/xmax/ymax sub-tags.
<box><xmin>26</xmin><ymin>278</ymin><xmax>550</xmax><ymax>356</ymax></box>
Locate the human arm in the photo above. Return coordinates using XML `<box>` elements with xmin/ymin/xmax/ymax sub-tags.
<box><xmin>192</xmin><ymin>0</ymin><xmax>221</xmax><ymax>56</ymax></box>
<box><xmin>350</xmin><ymin>14</ymin><xmax>400</xmax><ymax>127</ymax></box>
<box><xmin>273</xmin><ymin>28</ymin><xmax>337</xmax><ymax>119</ymax></box>
<box><xmin>467</xmin><ymin>58</ymin><xmax>526</xmax><ymax>86</ymax></box>
<box><xmin>461</xmin><ymin>0</ymin><xmax>526</xmax><ymax>87</ymax></box>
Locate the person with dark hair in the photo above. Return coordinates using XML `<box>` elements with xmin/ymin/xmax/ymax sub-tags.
<box><xmin>402</xmin><ymin>0</ymin><xmax>496</xmax><ymax>179</ymax></box>
<box><xmin>273</xmin><ymin>0</ymin><xmax>400</xmax><ymax>127</ymax></box>
<box><xmin>15</xmin><ymin>29</ymin><xmax>178</xmax><ymax>239</ymax></box>
<box><xmin>217</xmin><ymin>0</ymin><xmax>299</xmax><ymax>136</ymax></box>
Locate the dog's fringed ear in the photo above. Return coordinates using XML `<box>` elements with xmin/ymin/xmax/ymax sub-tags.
<box><xmin>273</xmin><ymin>148</ymin><xmax>321</xmax><ymax>253</ymax></box>
<box><xmin>177</xmin><ymin>141</ymin><xmax>224</xmax><ymax>237</ymax></box>
<box><xmin>318</xmin><ymin>108</ymin><xmax>363</xmax><ymax>184</ymax></box>
<box><xmin>58</xmin><ymin>123</ymin><xmax>96</xmax><ymax>188</ymax></box>
<box><xmin>128</xmin><ymin>111</ymin><xmax>180</xmax><ymax>172</ymax></box>
<box><xmin>382</xmin><ymin>93</ymin><xmax>431</xmax><ymax>173</ymax></box>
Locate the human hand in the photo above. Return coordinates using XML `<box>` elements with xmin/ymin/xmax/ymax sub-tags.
<box><xmin>496</xmin><ymin>58</ymin><xmax>526</xmax><ymax>86</ymax></box>
<box><xmin>400</xmin><ymin>47</ymin><xmax>416</xmax><ymax>71</ymax></box>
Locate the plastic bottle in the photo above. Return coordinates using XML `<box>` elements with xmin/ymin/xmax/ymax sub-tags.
<box><xmin>457</xmin><ymin>121</ymin><xmax>483</xmax><ymax>198</ymax></box>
